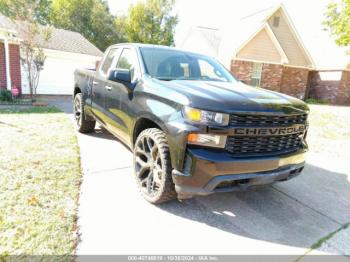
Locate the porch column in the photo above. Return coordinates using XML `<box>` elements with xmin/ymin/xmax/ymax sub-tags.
<box><xmin>4</xmin><ymin>38</ymin><xmax>11</xmax><ymax>91</ymax></box>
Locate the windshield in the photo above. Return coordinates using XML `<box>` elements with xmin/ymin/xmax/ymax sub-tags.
<box><xmin>140</xmin><ymin>47</ymin><xmax>236</xmax><ymax>82</ymax></box>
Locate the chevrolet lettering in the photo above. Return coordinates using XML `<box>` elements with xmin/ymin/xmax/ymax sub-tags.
<box><xmin>74</xmin><ymin>44</ymin><xmax>309</xmax><ymax>204</ymax></box>
<box><xmin>232</xmin><ymin>124</ymin><xmax>306</xmax><ymax>136</ymax></box>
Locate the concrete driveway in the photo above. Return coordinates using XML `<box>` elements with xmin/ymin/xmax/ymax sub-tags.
<box><xmin>48</xmin><ymin>98</ymin><xmax>350</xmax><ymax>256</ymax></box>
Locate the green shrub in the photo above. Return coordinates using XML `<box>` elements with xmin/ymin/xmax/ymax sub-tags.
<box><xmin>305</xmin><ymin>98</ymin><xmax>328</xmax><ymax>104</ymax></box>
<box><xmin>0</xmin><ymin>89</ymin><xmax>12</xmax><ymax>102</ymax></box>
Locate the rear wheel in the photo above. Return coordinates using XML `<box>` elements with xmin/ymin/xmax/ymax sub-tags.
<box><xmin>133</xmin><ymin>128</ymin><xmax>177</xmax><ymax>204</ymax></box>
<box><xmin>74</xmin><ymin>93</ymin><xmax>96</xmax><ymax>133</ymax></box>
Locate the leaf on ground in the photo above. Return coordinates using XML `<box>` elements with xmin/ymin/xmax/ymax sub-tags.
<box><xmin>27</xmin><ymin>196</ymin><xmax>39</xmax><ymax>206</ymax></box>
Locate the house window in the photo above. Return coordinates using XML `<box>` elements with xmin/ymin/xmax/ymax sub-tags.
<box><xmin>273</xmin><ymin>16</ymin><xmax>280</xmax><ymax>27</ymax></box>
<box><xmin>251</xmin><ymin>62</ymin><xmax>263</xmax><ymax>87</ymax></box>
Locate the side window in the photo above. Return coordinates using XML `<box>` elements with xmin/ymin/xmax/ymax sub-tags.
<box><xmin>100</xmin><ymin>48</ymin><xmax>119</xmax><ymax>75</ymax></box>
<box><xmin>251</xmin><ymin>62</ymin><xmax>263</xmax><ymax>87</ymax></box>
<box><xmin>116</xmin><ymin>48</ymin><xmax>139</xmax><ymax>82</ymax></box>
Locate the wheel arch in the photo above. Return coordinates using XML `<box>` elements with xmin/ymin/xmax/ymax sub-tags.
<box><xmin>73</xmin><ymin>85</ymin><xmax>95</xmax><ymax>122</ymax></box>
<box><xmin>132</xmin><ymin>116</ymin><xmax>165</xmax><ymax>147</ymax></box>
<box><xmin>132</xmin><ymin>114</ymin><xmax>186</xmax><ymax>172</ymax></box>
<box><xmin>74</xmin><ymin>86</ymin><xmax>81</xmax><ymax>97</ymax></box>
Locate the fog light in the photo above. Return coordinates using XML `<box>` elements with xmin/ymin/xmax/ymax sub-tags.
<box><xmin>187</xmin><ymin>133</ymin><xmax>226</xmax><ymax>148</ymax></box>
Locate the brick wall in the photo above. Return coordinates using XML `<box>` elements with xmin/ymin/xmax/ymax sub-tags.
<box><xmin>308</xmin><ymin>71</ymin><xmax>340</xmax><ymax>103</ymax></box>
<box><xmin>231</xmin><ymin>59</ymin><xmax>309</xmax><ymax>99</ymax></box>
<box><xmin>9</xmin><ymin>44</ymin><xmax>21</xmax><ymax>94</ymax></box>
<box><xmin>280</xmin><ymin>66</ymin><xmax>309</xmax><ymax>99</ymax></box>
<box><xmin>260</xmin><ymin>63</ymin><xmax>284</xmax><ymax>92</ymax></box>
<box><xmin>230</xmin><ymin>60</ymin><xmax>253</xmax><ymax>84</ymax></box>
<box><xmin>0</xmin><ymin>43</ymin><xmax>6</xmax><ymax>89</ymax></box>
<box><xmin>337</xmin><ymin>71</ymin><xmax>350</xmax><ymax>105</ymax></box>
<box><xmin>0</xmin><ymin>43</ymin><xmax>22</xmax><ymax>93</ymax></box>
<box><xmin>231</xmin><ymin>59</ymin><xmax>350</xmax><ymax>105</ymax></box>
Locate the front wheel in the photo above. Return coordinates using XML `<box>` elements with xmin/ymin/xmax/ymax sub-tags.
<box><xmin>133</xmin><ymin>128</ymin><xmax>177</xmax><ymax>204</ymax></box>
<box><xmin>74</xmin><ymin>93</ymin><xmax>96</xmax><ymax>133</ymax></box>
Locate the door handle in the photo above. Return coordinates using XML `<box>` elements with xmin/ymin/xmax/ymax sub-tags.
<box><xmin>105</xmin><ymin>86</ymin><xmax>112</xmax><ymax>91</ymax></box>
<box><xmin>92</xmin><ymin>81</ymin><xmax>98</xmax><ymax>85</ymax></box>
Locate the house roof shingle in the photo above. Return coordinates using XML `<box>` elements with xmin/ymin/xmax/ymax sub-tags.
<box><xmin>0</xmin><ymin>15</ymin><xmax>103</xmax><ymax>57</ymax></box>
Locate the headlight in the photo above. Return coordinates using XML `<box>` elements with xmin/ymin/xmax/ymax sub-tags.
<box><xmin>183</xmin><ymin>106</ymin><xmax>229</xmax><ymax>126</ymax></box>
<box><xmin>187</xmin><ymin>133</ymin><xmax>227</xmax><ymax>148</ymax></box>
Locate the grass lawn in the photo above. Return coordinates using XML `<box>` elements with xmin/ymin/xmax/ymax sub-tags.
<box><xmin>0</xmin><ymin>107</ymin><xmax>81</xmax><ymax>255</ymax></box>
<box><xmin>0</xmin><ymin>103</ymin><xmax>348</xmax><ymax>255</ymax></box>
<box><xmin>307</xmin><ymin>104</ymin><xmax>350</xmax><ymax>160</ymax></box>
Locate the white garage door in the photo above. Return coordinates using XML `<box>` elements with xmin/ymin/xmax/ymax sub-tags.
<box><xmin>22</xmin><ymin>50</ymin><xmax>99</xmax><ymax>95</ymax></box>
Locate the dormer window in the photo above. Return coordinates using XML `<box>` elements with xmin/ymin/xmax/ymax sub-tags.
<box><xmin>273</xmin><ymin>16</ymin><xmax>280</xmax><ymax>27</ymax></box>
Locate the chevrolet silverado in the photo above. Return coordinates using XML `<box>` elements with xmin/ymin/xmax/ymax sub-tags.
<box><xmin>73</xmin><ymin>43</ymin><xmax>309</xmax><ymax>204</ymax></box>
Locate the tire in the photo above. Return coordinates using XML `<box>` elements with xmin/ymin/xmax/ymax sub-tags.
<box><xmin>74</xmin><ymin>93</ymin><xmax>96</xmax><ymax>133</ymax></box>
<box><xmin>133</xmin><ymin>128</ymin><xmax>177</xmax><ymax>204</ymax></box>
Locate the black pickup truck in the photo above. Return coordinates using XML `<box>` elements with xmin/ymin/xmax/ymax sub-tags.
<box><xmin>74</xmin><ymin>43</ymin><xmax>309</xmax><ymax>204</ymax></box>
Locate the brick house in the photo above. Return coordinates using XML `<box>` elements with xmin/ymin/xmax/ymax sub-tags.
<box><xmin>179</xmin><ymin>5</ymin><xmax>350</xmax><ymax>105</ymax></box>
<box><xmin>0</xmin><ymin>24</ymin><xmax>21</xmax><ymax>92</ymax></box>
<box><xmin>0</xmin><ymin>15</ymin><xmax>102</xmax><ymax>95</ymax></box>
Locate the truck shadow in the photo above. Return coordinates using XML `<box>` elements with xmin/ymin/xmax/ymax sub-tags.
<box><xmin>90</xmin><ymin>127</ymin><xmax>122</xmax><ymax>142</ymax></box>
<box><xmin>158</xmin><ymin>164</ymin><xmax>350</xmax><ymax>250</ymax></box>
<box><xmin>83</xmin><ymin>126</ymin><xmax>350</xmax><ymax>251</ymax></box>
<box><xmin>88</xmin><ymin>126</ymin><xmax>132</xmax><ymax>152</ymax></box>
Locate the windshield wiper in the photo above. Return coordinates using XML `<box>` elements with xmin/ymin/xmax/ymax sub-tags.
<box><xmin>155</xmin><ymin>77</ymin><xmax>175</xmax><ymax>81</ymax></box>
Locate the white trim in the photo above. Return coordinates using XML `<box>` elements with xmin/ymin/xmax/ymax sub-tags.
<box><xmin>233</xmin><ymin>57</ymin><xmax>282</xmax><ymax>65</ymax></box>
<box><xmin>265</xmin><ymin>24</ymin><xmax>289</xmax><ymax>63</ymax></box>
<box><xmin>234</xmin><ymin>24</ymin><xmax>289</xmax><ymax>64</ymax></box>
<box><xmin>43</xmin><ymin>48</ymin><xmax>101</xmax><ymax>61</ymax></box>
<box><xmin>7</xmin><ymin>39</ymin><xmax>21</xmax><ymax>44</ymax></box>
<box><xmin>264</xmin><ymin>4</ymin><xmax>286</xmax><ymax>22</ymax></box>
<box><xmin>283</xmin><ymin>64</ymin><xmax>313</xmax><ymax>70</ymax></box>
<box><xmin>0</xmin><ymin>28</ymin><xmax>21</xmax><ymax>44</ymax></box>
<box><xmin>0</xmin><ymin>27</ymin><xmax>17</xmax><ymax>34</ymax></box>
<box><xmin>264</xmin><ymin>4</ymin><xmax>315</xmax><ymax>67</ymax></box>
<box><xmin>313</xmin><ymin>67</ymin><xmax>350</xmax><ymax>72</ymax></box>
<box><xmin>3</xmin><ymin>38</ymin><xmax>11</xmax><ymax>90</ymax></box>
<box><xmin>233</xmin><ymin>58</ymin><xmax>312</xmax><ymax>70</ymax></box>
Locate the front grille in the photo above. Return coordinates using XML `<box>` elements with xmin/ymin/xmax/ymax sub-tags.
<box><xmin>226</xmin><ymin>113</ymin><xmax>307</xmax><ymax>157</ymax></box>
<box><xmin>229</xmin><ymin>114</ymin><xmax>308</xmax><ymax>127</ymax></box>
<box><xmin>225</xmin><ymin>133</ymin><xmax>304</xmax><ymax>157</ymax></box>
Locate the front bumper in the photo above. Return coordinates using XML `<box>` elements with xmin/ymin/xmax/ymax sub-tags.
<box><xmin>172</xmin><ymin>148</ymin><xmax>306</xmax><ymax>198</ymax></box>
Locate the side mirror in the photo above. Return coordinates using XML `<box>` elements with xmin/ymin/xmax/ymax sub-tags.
<box><xmin>108</xmin><ymin>69</ymin><xmax>131</xmax><ymax>83</ymax></box>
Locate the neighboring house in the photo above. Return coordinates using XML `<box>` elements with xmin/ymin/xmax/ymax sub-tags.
<box><xmin>179</xmin><ymin>4</ymin><xmax>350</xmax><ymax>105</ymax></box>
<box><xmin>180</xmin><ymin>26</ymin><xmax>222</xmax><ymax>58</ymax></box>
<box><xmin>0</xmin><ymin>15</ymin><xmax>102</xmax><ymax>95</ymax></box>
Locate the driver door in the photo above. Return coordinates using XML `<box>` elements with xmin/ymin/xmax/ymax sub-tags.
<box><xmin>92</xmin><ymin>47</ymin><xmax>120</xmax><ymax>123</ymax></box>
<box><xmin>105</xmin><ymin>47</ymin><xmax>140</xmax><ymax>143</ymax></box>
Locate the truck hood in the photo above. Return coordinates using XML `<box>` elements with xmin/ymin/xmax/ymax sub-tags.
<box><xmin>151</xmin><ymin>79</ymin><xmax>309</xmax><ymax>114</ymax></box>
